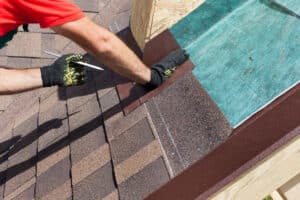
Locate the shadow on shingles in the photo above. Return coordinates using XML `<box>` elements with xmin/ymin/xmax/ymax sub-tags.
<box><xmin>0</xmin><ymin>136</ymin><xmax>21</xmax><ymax>161</ymax></box>
<box><xmin>0</xmin><ymin>27</ymin><xmax>151</xmax><ymax>183</ymax></box>
<box><xmin>0</xmin><ymin>117</ymin><xmax>72</xmax><ymax>165</ymax></box>
<box><xmin>0</xmin><ymin>81</ymin><xmax>143</xmax><ymax>183</ymax></box>
<box><xmin>260</xmin><ymin>0</ymin><xmax>300</xmax><ymax>18</ymax></box>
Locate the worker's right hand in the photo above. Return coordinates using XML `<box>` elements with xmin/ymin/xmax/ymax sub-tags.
<box><xmin>40</xmin><ymin>54</ymin><xmax>86</xmax><ymax>87</ymax></box>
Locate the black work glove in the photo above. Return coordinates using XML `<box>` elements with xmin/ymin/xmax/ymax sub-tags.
<box><xmin>40</xmin><ymin>54</ymin><xmax>86</xmax><ymax>87</ymax></box>
<box><xmin>144</xmin><ymin>49</ymin><xmax>189</xmax><ymax>90</ymax></box>
<box><xmin>151</xmin><ymin>49</ymin><xmax>189</xmax><ymax>80</ymax></box>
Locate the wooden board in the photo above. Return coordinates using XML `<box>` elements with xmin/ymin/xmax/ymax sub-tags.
<box><xmin>150</xmin><ymin>0</ymin><xmax>205</xmax><ymax>40</ymax></box>
<box><xmin>130</xmin><ymin>0</ymin><xmax>205</xmax><ymax>49</ymax></box>
<box><xmin>208</xmin><ymin>131</ymin><xmax>300</xmax><ymax>200</ymax></box>
<box><xmin>130</xmin><ymin>0</ymin><xmax>156</xmax><ymax>49</ymax></box>
<box><xmin>271</xmin><ymin>191</ymin><xmax>285</xmax><ymax>200</ymax></box>
<box><xmin>279</xmin><ymin>173</ymin><xmax>300</xmax><ymax>200</ymax></box>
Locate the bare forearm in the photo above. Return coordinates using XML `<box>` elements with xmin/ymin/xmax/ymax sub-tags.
<box><xmin>0</xmin><ymin>68</ymin><xmax>43</xmax><ymax>94</ymax></box>
<box><xmin>53</xmin><ymin>17</ymin><xmax>151</xmax><ymax>84</ymax></box>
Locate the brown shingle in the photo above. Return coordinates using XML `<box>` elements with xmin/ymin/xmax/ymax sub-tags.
<box><xmin>6</xmin><ymin>57</ymin><xmax>32</xmax><ymax>69</ymax></box>
<box><xmin>36</xmin><ymin>157</ymin><xmax>71</xmax><ymax>199</ymax></box>
<box><xmin>95</xmin><ymin>70</ymin><xmax>115</xmax><ymax>98</ymax></box>
<box><xmin>41</xmin><ymin>34</ymin><xmax>55</xmax><ymax>59</ymax></box>
<box><xmin>5</xmin><ymin>111</ymin><xmax>38</xmax><ymax>197</ymax></box>
<box><xmin>6</xmin><ymin>32</ymin><xmax>41</xmax><ymax>58</ymax></box>
<box><xmin>66</xmin><ymin>80</ymin><xmax>97</xmax><ymax>115</ymax></box>
<box><xmin>0</xmin><ymin>56</ymin><xmax>7</xmax><ymax>66</ymax></box>
<box><xmin>105</xmin><ymin>105</ymin><xmax>147</xmax><ymax>141</ymax></box>
<box><xmin>103</xmin><ymin>190</ymin><xmax>119</xmax><ymax>200</ymax></box>
<box><xmin>5</xmin><ymin>167</ymin><xmax>36</xmax><ymax>197</ymax></box>
<box><xmin>62</xmin><ymin>41</ymin><xmax>86</xmax><ymax>55</ymax></box>
<box><xmin>38</xmin><ymin>92</ymin><xmax>68</xmax><ymax>152</ymax></box>
<box><xmin>119</xmin><ymin>158</ymin><xmax>169</xmax><ymax>200</ymax></box>
<box><xmin>40</xmin><ymin>180</ymin><xmax>72</xmax><ymax>200</ymax></box>
<box><xmin>146</xmin><ymin>73</ymin><xmax>232</xmax><ymax>175</ymax></box>
<box><xmin>0</xmin><ymin>95</ymin><xmax>14</xmax><ymax>112</ymax></box>
<box><xmin>31</xmin><ymin>58</ymin><xmax>53</xmax><ymax>68</ymax></box>
<box><xmin>37</xmin><ymin>146</ymin><xmax>70</xmax><ymax>176</ymax></box>
<box><xmin>54</xmin><ymin>35</ymin><xmax>71</xmax><ymax>54</ymax></box>
<box><xmin>68</xmin><ymin>96</ymin><xmax>101</xmax><ymax>131</ymax></box>
<box><xmin>0</xmin><ymin>156</ymin><xmax>8</xmax><ymax>200</ymax></box>
<box><xmin>72</xmin><ymin>144</ymin><xmax>111</xmax><ymax>185</ymax></box>
<box><xmin>108</xmin><ymin>10</ymin><xmax>130</xmax><ymax>33</ymax></box>
<box><xmin>99</xmin><ymin>88</ymin><xmax>120</xmax><ymax>113</ymax></box>
<box><xmin>70</xmin><ymin>126</ymin><xmax>106</xmax><ymax>164</ymax></box>
<box><xmin>5</xmin><ymin>177</ymin><xmax>35</xmax><ymax>200</ymax></box>
<box><xmin>73</xmin><ymin>162</ymin><xmax>116</xmax><ymax>200</ymax></box>
<box><xmin>110</xmin><ymin>118</ymin><xmax>155</xmax><ymax>165</ymax></box>
<box><xmin>39</xmin><ymin>92</ymin><xmax>66</xmax><ymax>123</ymax></box>
<box><xmin>71</xmin><ymin>0</ymin><xmax>99</xmax><ymax>12</ymax></box>
<box><xmin>114</xmin><ymin>140</ymin><xmax>163</xmax><ymax>184</ymax></box>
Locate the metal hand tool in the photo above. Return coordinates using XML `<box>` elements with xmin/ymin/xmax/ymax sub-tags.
<box><xmin>43</xmin><ymin>50</ymin><xmax>104</xmax><ymax>71</ymax></box>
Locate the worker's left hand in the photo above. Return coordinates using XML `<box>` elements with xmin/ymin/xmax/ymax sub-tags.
<box><xmin>40</xmin><ymin>54</ymin><xmax>86</xmax><ymax>87</ymax></box>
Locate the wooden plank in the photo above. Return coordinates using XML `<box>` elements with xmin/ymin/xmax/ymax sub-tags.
<box><xmin>279</xmin><ymin>173</ymin><xmax>300</xmax><ymax>200</ymax></box>
<box><xmin>209</xmin><ymin>132</ymin><xmax>300</xmax><ymax>200</ymax></box>
<box><xmin>130</xmin><ymin>0</ymin><xmax>156</xmax><ymax>49</ymax></box>
<box><xmin>271</xmin><ymin>191</ymin><xmax>285</xmax><ymax>200</ymax></box>
<box><xmin>130</xmin><ymin>0</ymin><xmax>205</xmax><ymax>49</ymax></box>
<box><xmin>150</xmin><ymin>0</ymin><xmax>205</xmax><ymax>39</ymax></box>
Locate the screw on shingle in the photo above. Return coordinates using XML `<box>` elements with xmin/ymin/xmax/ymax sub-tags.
<box><xmin>43</xmin><ymin>50</ymin><xmax>104</xmax><ymax>71</ymax></box>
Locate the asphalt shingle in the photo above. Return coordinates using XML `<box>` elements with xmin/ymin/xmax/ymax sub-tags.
<box><xmin>0</xmin><ymin>95</ymin><xmax>13</xmax><ymax>112</ymax></box>
<box><xmin>36</xmin><ymin>157</ymin><xmax>71</xmax><ymax>199</ymax></box>
<box><xmin>0</xmin><ymin>56</ymin><xmax>7</xmax><ymax>65</ymax></box>
<box><xmin>9</xmin><ymin>178</ymin><xmax>35</xmax><ymax>200</ymax></box>
<box><xmin>38</xmin><ymin>92</ymin><xmax>68</xmax><ymax>151</ymax></box>
<box><xmin>118</xmin><ymin>158</ymin><xmax>169</xmax><ymax>200</ymax></box>
<box><xmin>6</xmin><ymin>32</ymin><xmax>42</xmax><ymax>58</ymax></box>
<box><xmin>6</xmin><ymin>57</ymin><xmax>32</xmax><ymax>69</ymax></box>
<box><xmin>70</xmin><ymin>126</ymin><xmax>106</xmax><ymax>164</ymax></box>
<box><xmin>66</xmin><ymin>80</ymin><xmax>97</xmax><ymax>115</ymax></box>
<box><xmin>71</xmin><ymin>0</ymin><xmax>99</xmax><ymax>12</ymax></box>
<box><xmin>5</xmin><ymin>110</ymin><xmax>38</xmax><ymax>196</ymax></box>
<box><xmin>110</xmin><ymin>118</ymin><xmax>155</xmax><ymax>165</ymax></box>
<box><xmin>73</xmin><ymin>162</ymin><xmax>116</xmax><ymax>200</ymax></box>
<box><xmin>0</xmin><ymin>0</ymin><xmax>187</xmax><ymax>199</ymax></box>
<box><xmin>99</xmin><ymin>88</ymin><xmax>120</xmax><ymax>113</ymax></box>
<box><xmin>105</xmin><ymin>105</ymin><xmax>148</xmax><ymax>141</ymax></box>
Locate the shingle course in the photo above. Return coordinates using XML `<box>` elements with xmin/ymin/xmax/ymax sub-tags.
<box><xmin>0</xmin><ymin>1</ymin><xmax>179</xmax><ymax>200</ymax></box>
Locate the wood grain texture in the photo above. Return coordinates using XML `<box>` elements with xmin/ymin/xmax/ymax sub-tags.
<box><xmin>209</xmin><ymin>132</ymin><xmax>300</xmax><ymax>200</ymax></box>
<box><xmin>151</xmin><ymin>0</ymin><xmax>205</xmax><ymax>40</ymax></box>
<box><xmin>130</xmin><ymin>0</ymin><xmax>205</xmax><ymax>49</ymax></box>
<box><xmin>271</xmin><ymin>191</ymin><xmax>285</xmax><ymax>200</ymax></box>
<box><xmin>130</xmin><ymin>0</ymin><xmax>156</xmax><ymax>49</ymax></box>
<box><xmin>279</xmin><ymin>173</ymin><xmax>300</xmax><ymax>200</ymax></box>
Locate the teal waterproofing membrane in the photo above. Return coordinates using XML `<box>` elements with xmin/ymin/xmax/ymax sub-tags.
<box><xmin>170</xmin><ymin>0</ymin><xmax>300</xmax><ymax>127</ymax></box>
<box><xmin>275</xmin><ymin>0</ymin><xmax>300</xmax><ymax>16</ymax></box>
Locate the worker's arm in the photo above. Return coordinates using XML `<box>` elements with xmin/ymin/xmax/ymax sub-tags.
<box><xmin>0</xmin><ymin>67</ymin><xmax>43</xmax><ymax>94</ymax></box>
<box><xmin>51</xmin><ymin>17</ymin><xmax>151</xmax><ymax>84</ymax></box>
<box><xmin>0</xmin><ymin>54</ymin><xmax>86</xmax><ymax>95</ymax></box>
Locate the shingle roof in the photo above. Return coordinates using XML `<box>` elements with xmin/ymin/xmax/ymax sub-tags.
<box><xmin>0</xmin><ymin>0</ymin><xmax>232</xmax><ymax>199</ymax></box>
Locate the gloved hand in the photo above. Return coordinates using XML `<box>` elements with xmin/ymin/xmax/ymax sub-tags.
<box><xmin>151</xmin><ymin>49</ymin><xmax>189</xmax><ymax>80</ymax></box>
<box><xmin>144</xmin><ymin>49</ymin><xmax>189</xmax><ymax>90</ymax></box>
<box><xmin>40</xmin><ymin>54</ymin><xmax>86</xmax><ymax>87</ymax></box>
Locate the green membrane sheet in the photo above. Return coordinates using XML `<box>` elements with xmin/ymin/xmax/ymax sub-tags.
<box><xmin>170</xmin><ymin>0</ymin><xmax>300</xmax><ymax>127</ymax></box>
